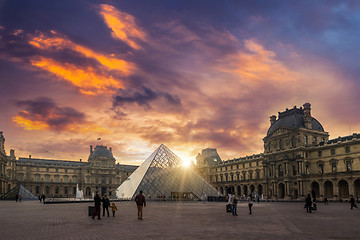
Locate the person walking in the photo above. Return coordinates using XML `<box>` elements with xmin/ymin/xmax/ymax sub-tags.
<box><xmin>232</xmin><ymin>195</ymin><xmax>238</xmax><ymax>216</ymax></box>
<box><xmin>247</xmin><ymin>194</ymin><xmax>253</xmax><ymax>214</ymax></box>
<box><xmin>135</xmin><ymin>190</ymin><xmax>146</xmax><ymax>220</ymax></box>
<box><xmin>102</xmin><ymin>195</ymin><xmax>110</xmax><ymax>217</ymax></box>
<box><xmin>110</xmin><ymin>202</ymin><xmax>117</xmax><ymax>217</ymax></box>
<box><xmin>350</xmin><ymin>195</ymin><xmax>358</xmax><ymax>210</ymax></box>
<box><xmin>305</xmin><ymin>194</ymin><xmax>312</xmax><ymax>213</ymax></box>
<box><xmin>19</xmin><ymin>194</ymin><xmax>23</xmax><ymax>202</ymax></box>
<box><xmin>92</xmin><ymin>193</ymin><xmax>102</xmax><ymax>220</ymax></box>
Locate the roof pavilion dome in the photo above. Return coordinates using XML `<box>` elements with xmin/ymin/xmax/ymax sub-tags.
<box><xmin>266</xmin><ymin>104</ymin><xmax>324</xmax><ymax>137</ymax></box>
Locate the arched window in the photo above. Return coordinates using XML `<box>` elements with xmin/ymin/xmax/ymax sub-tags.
<box><xmin>279</xmin><ymin>139</ymin><xmax>284</xmax><ymax>150</ymax></box>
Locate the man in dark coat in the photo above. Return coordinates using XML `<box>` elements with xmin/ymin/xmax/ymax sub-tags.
<box><xmin>305</xmin><ymin>194</ymin><xmax>312</xmax><ymax>213</ymax></box>
<box><xmin>92</xmin><ymin>193</ymin><xmax>102</xmax><ymax>220</ymax></box>
<box><xmin>135</xmin><ymin>190</ymin><xmax>146</xmax><ymax>220</ymax></box>
<box><xmin>350</xmin><ymin>195</ymin><xmax>358</xmax><ymax>210</ymax></box>
<box><xmin>102</xmin><ymin>194</ymin><xmax>110</xmax><ymax>217</ymax></box>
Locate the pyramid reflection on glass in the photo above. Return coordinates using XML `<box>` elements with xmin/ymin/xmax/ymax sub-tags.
<box><xmin>116</xmin><ymin>144</ymin><xmax>221</xmax><ymax>200</ymax></box>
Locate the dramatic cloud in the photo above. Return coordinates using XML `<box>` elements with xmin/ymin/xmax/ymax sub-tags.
<box><xmin>113</xmin><ymin>86</ymin><xmax>181</xmax><ymax>108</ymax></box>
<box><xmin>12</xmin><ymin>97</ymin><xmax>106</xmax><ymax>133</ymax></box>
<box><xmin>99</xmin><ymin>4</ymin><xmax>146</xmax><ymax>50</ymax></box>
<box><xmin>28</xmin><ymin>31</ymin><xmax>135</xmax><ymax>74</ymax></box>
<box><xmin>30</xmin><ymin>57</ymin><xmax>124</xmax><ymax>95</ymax></box>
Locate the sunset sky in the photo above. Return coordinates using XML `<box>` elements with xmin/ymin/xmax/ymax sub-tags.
<box><xmin>1</xmin><ymin>0</ymin><xmax>360</xmax><ymax>165</ymax></box>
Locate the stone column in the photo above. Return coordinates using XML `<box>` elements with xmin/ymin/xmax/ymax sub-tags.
<box><xmin>319</xmin><ymin>180</ymin><xmax>325</xmax><ymax>198</ymax></box>
<box><xmin>334</xmin><ymin>181</ymin><xmax>339</xmax><ymax>198</ymax></box>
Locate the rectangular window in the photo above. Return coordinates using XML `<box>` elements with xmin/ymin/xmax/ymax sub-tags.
<box><xmin>319</xmin><ymin>164</ymin><xmax>324</xmax><ymax>174</ymax></box>
<box><xmin>36</xmin><ymin>186</ymin><xmax>40</xmax><ymax>194</ymax></box>
<box><xmin>318</xmin><ymin>151</ymin><xmax>322</xmax><ymax>157</ymax></box>
<box><xmin>345</xmin><ymin>146</ymin><xmax>350</xmax><ymax>153</ymax></box>
<box><xmin>249</xmin><ymin>162</ymin><xmax>252</xmax><ymax>167</ymax></box>
<box><xmin>35</xmin><ymin>175</ymin><xmax>40</xmax><ymax>182</ymax></box>
<box><xmin>64</xmin><ymin>176</ymin><xmax>68</xmax><ymax>183</ymax></box>
<box><xmin>331</xmin><ymin>149</ymin><xmax>335</xmax><ymax>155</ymax></box>
<box><xmin>55</xmin><ymin>176</ymin><xmax>59</xmax><ymax>182</ymax></box>
<box><xmin>292</xmin><ymin>165</ymin><xmax>297</xmax><ymax>175</ymax></box>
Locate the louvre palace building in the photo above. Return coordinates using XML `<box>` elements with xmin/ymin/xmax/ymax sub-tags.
<box><xmin>0</xmin><ymin>132</ymin><xmax>137</xmax><ymax>199</ymax></box>
<box><xmin>196</xmin><ymin>103</ymin><xmax>360</xmax><ymax>201</ymax></box>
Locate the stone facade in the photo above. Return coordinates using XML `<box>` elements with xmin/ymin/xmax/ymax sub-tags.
<box><xmin>197</xmin><ymin>103</ymin><xmax>360</xmax><ymax>201</ymax></box>
<box><xmin>0</xmin><ymin>135</ymin><xmax>137</xmax><ymax>199</ymax></box>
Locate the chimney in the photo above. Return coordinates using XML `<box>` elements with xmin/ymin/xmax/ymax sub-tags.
<box><xmin>109</xmin><ymin>147</ymin><xmax>112</xmax><ymax>153</ymax></box>
<box><xmin>90</xmin><ymin>145</ymin><xmax>93</xmax><ymax>154</ymax></box>
<box><xmin>270</xmin><ymin>115</ymin><xmax>277</xmax><ymax>125</ymax></box>
<box><xmin>303</xmin><ymin>103</ymin><xmax>312</xmax><ymax>129</ymax></box>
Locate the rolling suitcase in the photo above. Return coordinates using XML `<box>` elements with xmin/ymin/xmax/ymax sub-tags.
<box><xmin>226</xmin><ymin>204</ymin><xmax>232</xmax><ymax>212</ymax></box>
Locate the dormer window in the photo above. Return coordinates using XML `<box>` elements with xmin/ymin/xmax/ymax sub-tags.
<box><xmin>279</xmin><ymin>139</ymin><xmax>284</xmax><ymax>150</ymax></box>
<box><xmin>313</xmin><ymin>137</ymin><xmax>317</xmax><ymax>145</ymax></box>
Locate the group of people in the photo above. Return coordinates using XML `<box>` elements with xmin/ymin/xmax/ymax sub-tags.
<box><xmin>38</xmin><ymin>195</ymin><xmax>46</xmax><ymax>203</ymax></box>
<box><xmin>92</xmin><ymin>194</ymin><xmax>118</xmax><ymax>219</ymax></box>
<box><xmin>92</xmin><ymin>190</ymin><xmax>146</xmax><ymax>220</ymax></box>
<box><xmin>15</xmin><ymin>194</ymin><xmax>23</xmax><ymax>202</ymax></box>
<box><xmin>305</xmin><ymin>191</ymin><xmax>359</xmax><ymax>213</ymax></box>
<box><xmin>229</xmin><ymin>194</ymin><xmax>254</xmax><ymax>216</ymax></box>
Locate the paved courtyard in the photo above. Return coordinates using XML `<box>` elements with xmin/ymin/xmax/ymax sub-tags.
<box><xmin>0</xmin><ymin>200</ymin><xmax>359</xmax><ymax>240</ymax></box>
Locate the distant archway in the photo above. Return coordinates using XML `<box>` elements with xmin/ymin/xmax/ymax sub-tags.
<box><xmin>311</xmin><ymin>181</ymin><xmax>320</xmax><ymax>200</ymax></box>
<box><xmin>354</xmin><ymin>179</ymin><xmax>360</xmax><ymax>198</ymax></box>
<box><xmin>86</xmin><ymin>187</ymin><xmax>91</xmax><ymax>196</ymax></box>
<box><xmin>339</xmin><ymin>180</ymin><xmax>349</xmax><ymax>199</ymax></box>
<box><xmin>278</xmin><ymin>183</ymin><xmax>285</xmax><ymax>198</ymax></box>
<box><xmin>258</xmin><ymin>184</ymin><xmax>263</xmax><ymax>195</ymax></box>
<box><xmin>243</xmin><ymin>185</ymin><xmax>248</xmax><ymax>196</ymax></box>
<box><xmin>324</xmin><ymin>180</ymin><xmax>334</xmax><ymax>198</ymax></box>
<box><xmin>250</xmin><ymin>185</ymin><xmax>255</xmax><ymax>194</ymax></box>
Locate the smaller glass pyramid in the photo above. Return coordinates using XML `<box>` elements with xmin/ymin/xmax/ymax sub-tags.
<box><xmin>116</xmin><ymin>144</ymin><xmax>221</xmax><ymax>200</ymax></box>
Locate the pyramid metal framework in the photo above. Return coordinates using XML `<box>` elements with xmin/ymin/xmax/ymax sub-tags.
<box><xmin>116</xmin><ymin>144</ymin><xmax>221</xmax><ymax>200</ymax></box>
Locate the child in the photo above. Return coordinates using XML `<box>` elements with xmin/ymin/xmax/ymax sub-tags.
<box><xmin>110</xmin><ymin>202</ymin><xmax>117</xmax><ymax>217</ymax></box>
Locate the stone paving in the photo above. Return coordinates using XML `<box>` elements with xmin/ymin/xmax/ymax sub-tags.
<box><xmin>0</xmin><ymin>200</ymin><xmax>359</xmax><ymax>240</ymax></box>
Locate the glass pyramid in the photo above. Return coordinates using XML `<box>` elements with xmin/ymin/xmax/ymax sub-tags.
<box><xmin>116</xmin><ymin>144</ymin><xmax>221</xmax><ymax>200</ymax></box>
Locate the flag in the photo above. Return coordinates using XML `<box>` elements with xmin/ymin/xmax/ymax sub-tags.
<box><xmin>97</xmin><ymin>138</ymin><xmax>101</xmax><ymax>140</ymax></box>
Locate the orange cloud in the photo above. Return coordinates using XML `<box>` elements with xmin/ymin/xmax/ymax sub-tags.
<box><xmin>99</xmin><ymin>4</ymin><xmax>146</xmax><ymax>50</ymax></box>
<box><xmin>13</xmin><ymin>115</ymin><xmax>108</xmax><ymax>133</ymax></box>
<box><xmin>215</xmin><ymin>39</ymin><xmax>299</xmax><ymax>83</ymax></box>
<box><xmin>29</xmin><ymin>31</ymin><xmax>134</xmax><ymax>74</ymax></box>
<box><xmin>12</xmin><ymin>116</ymin><xmax>49</xmax><ymax>130</ymax></box>
<box><xmin>31</xmin><ymin>57</ymin><xmax>124</xmax><ymax>95</ymax></box>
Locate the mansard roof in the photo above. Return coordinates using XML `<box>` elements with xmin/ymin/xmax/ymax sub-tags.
<box><xmin>17</xmin><ymin>158</ymin><xmax>86</xmax><ymax>167</ymax></box>
<box><xmin>267</xmin><ymin>107</ymin><xmax>324</xmax><ymax>136</ymax></box>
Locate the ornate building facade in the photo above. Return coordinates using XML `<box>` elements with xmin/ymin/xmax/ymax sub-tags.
<box><xmin>196</xmin><ymin>103</ymin><xmax>360</xmax><ymax>201</ymax></box>
<box><xmin>0</xmin><ymin>134</ymin><xmax>137</xmax><ymax>199</ymax></box>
